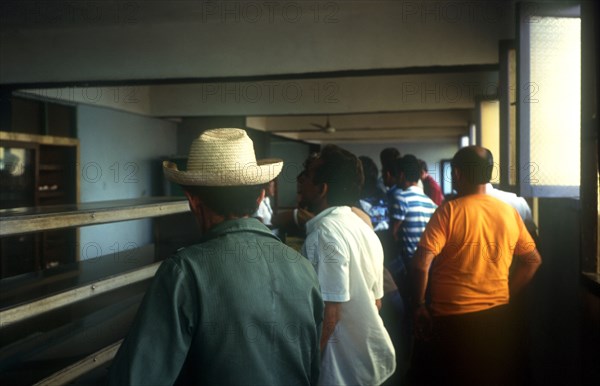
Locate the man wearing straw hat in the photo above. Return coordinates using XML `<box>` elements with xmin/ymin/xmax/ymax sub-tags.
<box><xmin>108</xmin><ymin>128</ymin><xmax>323</xmax><ymax>385</ymax></box>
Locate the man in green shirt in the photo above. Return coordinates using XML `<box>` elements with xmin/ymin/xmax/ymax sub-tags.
<box><xmin>108</xmin><ymin>128</ymin><xmax>323</xmax><ymax>385</ymax></box>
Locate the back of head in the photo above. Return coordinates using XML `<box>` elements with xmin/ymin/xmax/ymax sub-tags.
<box><xmin>183</xmin><ymin>184</ymin><xmax>266</xmax><ymax>217</ymax></box>
<box><xmin>314</xmin><ymin>145</ymin><xmax>364</xmax><ymax>206</ymax></box>
<box><xmin>418</xmin><ymin>159</ymin><xmax>428</xmax><ymax>173</ymax></box>
<box><xmin>359</xmin><ymin>155</ymin><xmax>379</xmax><ymax>196</ymax></box>
<box><xmin>451</xmin><ymin>146</ymin><xmax>494</xmax><ymax>185</ymax></box>
<box><xmin>380</xmin><ymin>147</ymin><xmax>400</xmax><ymax>171</ymax></box>
<box><xmin>398</xmin><ymin>154</ymin><xmax>421</xmax><ymax>183</ymax></box>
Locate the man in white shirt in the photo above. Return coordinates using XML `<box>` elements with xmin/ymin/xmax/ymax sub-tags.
<box><xmin>301</xmin><ymin>145</ymin><xmax>396</xmax><ymax>386</ymax></box>
<box><xmin>254</xmin><ymin>180</ymin><xmax>275</xmax><ymax>226</ymax></box>
<box><xmin>485</xmin><ymin>183</ymin><xmax>537</xmax><ymax>238</ymax></box>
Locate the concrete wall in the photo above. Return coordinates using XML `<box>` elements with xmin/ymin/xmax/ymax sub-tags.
<box><xmin>77</xmin><ymin>104</ymin><xmax>177</xmax><ymax>260</ymax></box>
<box><xmin>268</xmin><ymin>136</ymin><xmax>313</xmax><ymax>208</ymax></box>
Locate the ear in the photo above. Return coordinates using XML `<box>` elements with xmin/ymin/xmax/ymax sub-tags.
<box><xmin>318</xmin><ymin>182</ymin><xmax>329</xmax><ymax>200</ymax></box>
<box><xmin>184</xmin><ymin>190</ymin><xmax>201</xmax><ymax>215</ymax></box>
<box><xmin>451</xmin><ymin>167</ymin><xmax>460</xmax><ymax>183</ymax></box>
<box><xmin>256</xmin><ymin>188</ymin><xmax>266</xmax><ymax>206</ymax></box>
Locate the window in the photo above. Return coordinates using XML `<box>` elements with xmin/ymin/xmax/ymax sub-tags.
<box><xmin>477</xmin><ymin>99</ymin><xmax>501</xmax><ymax>185</ymax></box>
<box><xmin>498</xmin><ymin>40</ymin><xmax>517</xmax><ymax>188</ymax></box>
<box><xmin>518</xmin><ymin>3</ymin><xmax>581</xmax><ymax>197</ymax></box>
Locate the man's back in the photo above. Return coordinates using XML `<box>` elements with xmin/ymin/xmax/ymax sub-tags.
<box><xmin>303</xmin><ymin>206</ymin><xmax>395</xmax><ymax>386</ymax></box>
<box><xmin>389</xmin><ymin>185</ymin><xmax>437</xmax><ymax>260</ymax></box>
<box><xmin>419</xmin><ymin>194</ymin><xmax>536</xmax><ymax>316</ymax></box>
<box><xmin>422</xmin><ymin>174</ymin><xmax>444</xmax><ymax>206</ymax></box>
<box><xmin>109</xmin><ymin>218</ymin><xmax>323</xmax><ymax>385</ymax></box>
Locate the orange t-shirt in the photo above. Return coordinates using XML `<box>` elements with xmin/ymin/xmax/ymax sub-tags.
<box><xmin>418</xmin><ymin>194</ymin><xmax>536</xmax><ymax>316</ymax></box>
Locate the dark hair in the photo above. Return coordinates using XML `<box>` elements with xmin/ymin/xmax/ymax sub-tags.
<box><xmin>418</xmin><ymin>159</ymin><xmax>428</xmax><ymax>173</ymax></box>
<box><xmin>380</xmin><ymin>147</ymin><xmax>400</xmax><ymax>172</ymax></box>
<box><xmin>397</xmin><ymin>154</ymin><xmax>421</xmax><ymax>183</ymax></box>
<box><xmin>359</xmin><ymin>156</ymin><xmax>379</xmax><ymax>197</ymax></box>
<box><xmin>182</xmin><ymin>184</ymin><xmax>266</xmax><ymax>217</ymax></box>
<box><xmin>451</xmin><ymin>146</ymin><xmax>494</xmax><ymax>184</ymax></box>
<box><xmin>312</xmin><ymin>145</ymin><xmax>364</xmax><ymax>206</ymax></box>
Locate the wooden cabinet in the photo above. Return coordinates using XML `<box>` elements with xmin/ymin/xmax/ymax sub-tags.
<box><xmin>7</xmin><ymin>96</ymin><xmax>76</xmax><ymax>138</ymax></box>
<box><xmin>0</xmin><ymin>132</ymin><xmax>79</xmax><ymax>278</ymax></box>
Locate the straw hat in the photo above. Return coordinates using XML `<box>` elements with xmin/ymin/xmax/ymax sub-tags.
<box><xmin>163</xmin><ymin>128</ymin><xmax>283</xmax><ymax>186</ymax></box>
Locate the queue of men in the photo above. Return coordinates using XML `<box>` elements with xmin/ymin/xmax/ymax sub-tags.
<box><xmin>108</xmin><ymin>128</ymin><xmax>541</xmax><ymax>386</ymax></box>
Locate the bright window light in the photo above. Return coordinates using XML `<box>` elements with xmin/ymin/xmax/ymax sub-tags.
<box><xmin>529</xmin><ymin>17</ymin><xmax>581</xmax><ymax>188</ymax></box>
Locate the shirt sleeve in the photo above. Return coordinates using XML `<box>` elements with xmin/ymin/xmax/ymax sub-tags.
<box><xmin>107</xmin><ymin>258</ymin><xmax>197</xmax><ymax>386</ymax></box>
<box><xmin>513</xmin><ymin>210</ymin><xmax>537</xmax><ymax>256</ymax></box>
<box><xmin>304</xmin><ymin>228</ymin><xmax>350</xmax><ymax>303</ymax></box>
<box><xmin>418</xmin><ymin>202</ymin><xmax>450</xmax><ymax>255</ymax></box>
<box><xmin>390</xmin><ymin>191</ymin><xmax>408</xmax><ymax>222</ymax></box>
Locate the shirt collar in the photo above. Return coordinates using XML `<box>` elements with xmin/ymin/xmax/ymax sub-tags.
<box><xmin>305</xmin><ymin>206</ymin><xmax>350</xmax><ymax>234</ymax></box>
<box><xmin>406</xmin><ymin>185</ymin><xmax>424</xmax><ymax>193</ymax></box>
<box><xmin>201</xmin><ymin>217</ymin><xmax>279</xmax><ymax>243</ymax></box>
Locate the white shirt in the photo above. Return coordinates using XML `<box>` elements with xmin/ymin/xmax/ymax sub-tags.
<box><xmin>302</xmin><ymin>206</ymin><xmax>396</xmax><ymax>386</ymax></box>
<box><xmin>254</xmin><ymin>196</ymin><xmax>273</xmax><ymax>226</ymax></box>
<box><xmin>485</xmin><ymin>184</ymin><xmax>533</xmax><ymax>222</ymax></box>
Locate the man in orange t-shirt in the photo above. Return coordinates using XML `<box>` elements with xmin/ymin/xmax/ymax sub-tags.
<box><xmin>410</xmin><ymin>146</ymin><xmax>542</xmax><ymax>386</ymax></box>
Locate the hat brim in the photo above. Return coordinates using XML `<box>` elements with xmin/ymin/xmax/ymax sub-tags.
<box><xmin>163</xmin><ymin>159</ymin><xmax>283</xmax><ymax>187</ymax></box>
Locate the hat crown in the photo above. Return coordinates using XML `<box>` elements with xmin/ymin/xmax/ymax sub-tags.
<box><xmin>187</xmin><ymin>128</ymin><xmax>256</xmax><ymax>171</ymax></box>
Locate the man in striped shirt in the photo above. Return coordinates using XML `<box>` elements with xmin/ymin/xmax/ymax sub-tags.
<box><xmin>387</xmin><ymin>154</ymin><xmax>438</xmax><ymax>276</ymax></box>
<box><xmin>385</xmin><ymin>154</ymin><xmax>437</xmax><ymax>378</ymax></box>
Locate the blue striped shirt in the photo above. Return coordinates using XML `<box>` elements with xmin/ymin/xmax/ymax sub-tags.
<box><xmin>388</xmin><ymin>185</ymin><xmax>437</xmax><ymax>260</ymax></box>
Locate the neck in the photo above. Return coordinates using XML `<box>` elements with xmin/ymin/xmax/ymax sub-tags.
<box><xmin>457</xmin><ymin>184</ymin><xmax>487</xmax><ymax>197</ymax></box>
<box><xmin>312</xmin><ymin>201</ymin><xmax>329</xmax><ymax>215</ymax></box>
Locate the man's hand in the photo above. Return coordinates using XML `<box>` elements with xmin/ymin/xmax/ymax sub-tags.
<box><xmin>510</xmin><ymin>248</ymin><xmax>542</xmax><ymax>297</ymax></box>
<box><xmin>414</xmin><ymin>304</ymin><xmax>433</xmax><ymax>341</ymax></box>
<box><xmin>375</xmin><ymin>298</ymin><xmax>382</xmax><ymax>311</ymax></box>
<box><xmin>296</xmin><ymin>208</ymin><xmax>315</xmax><ymax>227</ymax></box>
<box><xmin>321</xmin><ymin>302</ymin><xmax>342</xmax><ymax>352</ymax></box>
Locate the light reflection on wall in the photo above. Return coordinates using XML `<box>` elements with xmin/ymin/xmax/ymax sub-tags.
<box><xmin>480</xmin><ymin>100</ymin><xmax>500</xmax><ymax>184</ymax></box>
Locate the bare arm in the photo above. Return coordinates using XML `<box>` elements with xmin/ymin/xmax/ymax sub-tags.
<box><xmin>411</xmin><ymin>247</ymin><xmax>436</xmax><ymax>340</ymax></box>
<box><xmin>510</xmin><ymin>248</ymin><xmax>542</xmax><ymax>297</ymax></box>
<box><xmin>392</xmin><ymin>220</ymin><xmax>403</xmax><ymax>242</ymax></box>
<box><xmin>412</xmin><ymin>247</ymin><xmax>436</xmax><ymax>306</ymax></box>
<box><xmin>321</xmin><ymin>301</ymin><xmax>342</xmax><ymax>352</ymax></box>
<box><xmin>375</xmin><ymin>298</ymin><xmax>382</xmax><ymax>311</ymax></box>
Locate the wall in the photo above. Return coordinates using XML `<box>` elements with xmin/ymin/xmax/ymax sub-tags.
<box><xmin>22</xmin><ymin>86</ymin><xmax>152</xmax><ymax>117</ymax></box>
<box><xmin>268</xmin><ymin>136</ymin><xmax>313</xmax><ymax>208</ymax></box>
<box><xmin>528</xmin><ymin>198</ymin><xmax>582</xmax><ymax>385</ymax></box>
<box><xmin>150</xmin><ymin>71</ymin><xmax>499</xmax><ymax>117</ymax></box>
<box><xmin>77</xmin><ymin>105</ymin><xmax>177</xmax><ymax>260</ymax></box>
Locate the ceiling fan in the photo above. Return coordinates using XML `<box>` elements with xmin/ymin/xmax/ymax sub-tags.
<box><xmin>311</xmin><ymin>116</ymin><xmax>336</xmax><ymax>133</ymax></box>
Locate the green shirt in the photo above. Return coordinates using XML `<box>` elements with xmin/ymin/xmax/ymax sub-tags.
<box><xmin>108</xmin><ymin>218</ymin><xmax>323</xmax><ymax>386</ymax></box>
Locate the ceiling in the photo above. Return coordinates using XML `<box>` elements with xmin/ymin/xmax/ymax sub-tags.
<box><xmin>1</xmin><ymin>0</ymin><xmax>514</xmax><ymax>144</ymax></box>
<box><xmin>247</xmin><ymin>109</ymin><xmax>473</xmax><ymax>143</ymax></box>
